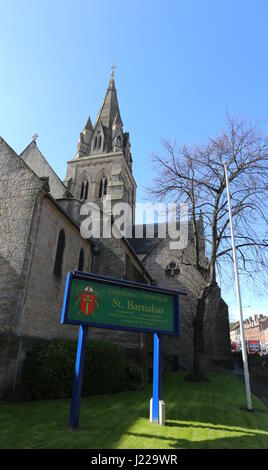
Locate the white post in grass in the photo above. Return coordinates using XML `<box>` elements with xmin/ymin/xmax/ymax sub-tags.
<box><xmin>223</xmin><ymin>162</ymin><xmax>252</xmax><ymax>411</ymax></box>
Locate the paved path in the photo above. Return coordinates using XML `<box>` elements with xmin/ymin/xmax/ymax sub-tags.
<box><xmin>233</xmin><ymin>363</ymin><xmax>268</xmax><ymax>407</ymax></box>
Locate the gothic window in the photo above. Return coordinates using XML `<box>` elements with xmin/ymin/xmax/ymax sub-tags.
<box><xmin>78</xmin><ymin>247</ymin><xmax>84</xmax><ymax>271</ymax></box>
<box><xmin>53</xmin><ymin>229</ymin><xmax>65</xmax><ymax>278</ymax></box>
<box><xmin>98</xmin><ymin>136</ymin><xmax>102</xmax><ymax>149</ymax></box>
<box><xmin>165</xmin><ymin>261</ymin><xmax>180</xmax><ymax>278</ymax></box>
<box><xmin>80</xmin><ymin>182</ymin><xmax>84</xmax><ymax>200</ymax></box>
<box><xmin>99</xmin><ymin>179</ymin><xmax>103</xmax><ymax>199</ymax></box>
<box><xmin>103</xmin><ymin>177</ymin><xmax>107</xmax><ymax>196</ymax></box>
<box><xmin>98</xmin><ymin>176</ymin><xmax>108</xmax><ymax>198</ymax></box>
<box><xmin>80</xmin><ymin>180</ymin><xmax>89</xmax><ymax>200</ymax></box>
<box><xmin>84</xmin><ymin>181</ymin><xmax>89</xmax><ymax>200</ymax></box>
<box><xmin>94</xmin><ymin>136</ymin><xmax>98</xmax><ymax>149</ymax></box>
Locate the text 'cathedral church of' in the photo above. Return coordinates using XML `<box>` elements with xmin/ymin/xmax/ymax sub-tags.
<box><xmin>0</xmin><ymin>70</ymin><xmax>232</xmax><ymax>395</ymax></box>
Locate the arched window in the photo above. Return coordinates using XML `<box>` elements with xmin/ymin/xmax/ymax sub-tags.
<box><xmin>103</xmin><ymin>177</ymin><xmax>107</xmax><ymax>196</ymax></box>
<box><xmin>80</xmin><ymin>182</ymin><xmax>84</xmax><ymax>200</ymax></box>
<box><xmin>54</xmin><ymin>229</ymin><xmax>65</xmax><ymax>277</ymax></box>
<box><xmin>94</xmin><ymin>136</ymin><xmax>98</xmax><ymax>149</ymax></box>
<box><xmin>84</xmin><ymin>181</ymin><xmax>89</xmax><ymax>200</ymax></box>
<box><xmin>98</xmin><ymin>176</ymin><xmax>108</xmax><ymax>198</ymax></box>
<box><xmin>98</xmin><ymin>136</ymin><xmax>102</xmax><ymax>149</ymax></box>
<box><xmin>98</xmin><ymin>178</ymin><xmax>103</xmax><ymax>199</ymax></box>
<box><xmin>78</xmin><ymin>247</ymin><xmax>84</xmax><ymax>271</ymax></box>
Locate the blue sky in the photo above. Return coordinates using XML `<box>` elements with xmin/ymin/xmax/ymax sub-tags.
<box><xmin>0</xmin><ymin>0</ymin><xmax>267</xmax><ymax>319</ymax></box>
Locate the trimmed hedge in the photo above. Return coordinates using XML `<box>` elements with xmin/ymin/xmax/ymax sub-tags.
<box><xmin>20</xmin><ymin>338</ymin><xmax>143</xmax><ymax>400</ymax></box>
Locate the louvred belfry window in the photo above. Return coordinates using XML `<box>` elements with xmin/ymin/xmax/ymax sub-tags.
<box><xmin>80</xmin><ymin>180</ymin><xmax>89</xmax><ymax>200</ymax></box>
<box><xmin>99</xmin><ymin>176</ymin><xmax>108</xmax><ymax>198</ymax></box>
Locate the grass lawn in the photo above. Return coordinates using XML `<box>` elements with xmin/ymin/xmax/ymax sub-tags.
<box><xmin>0</xmin><ymin>371</ymin><xmax>268</xmax><ymax>449</ymax></box>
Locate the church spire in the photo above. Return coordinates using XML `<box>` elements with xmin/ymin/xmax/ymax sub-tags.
<box><xmin>94</xmin><ymin>67</ymin><xmax>122</xmax><ymax>132</ymax></box>
<box><xmin>74</xmin><ymin>68</ymin><xmax>132</xmax><ymax>158</ymax></box>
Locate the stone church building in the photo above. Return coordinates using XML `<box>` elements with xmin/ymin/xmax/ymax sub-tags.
<box><xmin>0</xmin><ymin>70</ymin><xmax>232</xmax><ymax>395</ymax></box>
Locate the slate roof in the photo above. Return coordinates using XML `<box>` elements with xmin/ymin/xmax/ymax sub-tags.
<box><xmin>127</xmin><ymin>222</ymin><xmax>195</xmax><ymax>255</ymax></box>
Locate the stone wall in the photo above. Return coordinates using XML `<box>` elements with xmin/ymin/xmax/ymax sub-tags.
<box><xmin>142</xmin><ymin>237</ymin><xmax>197</xmax><ymax>370</ymax></box>
<box><xmin>0</xmin><ymin>138</ymin><xmax>45</xmax><ymax>393</ymax></box>
<box><xmin>0</xmin><ymin>138</ymin><xmax>44</xmax><ymax>335</ymax></box>
<box><xmin>21</xmin><ymin>195</ymin><xmax>92</xmax><ymax>342</ymax></box>
<box><xmin>0</xmin><ymin>191</ymin><xmax>93</xmax><ymax>395</ymax></box>
<box><xmin>142</xmin><ymin>235</ymin><xmax>232</xmax><ymax>370</ymax></box>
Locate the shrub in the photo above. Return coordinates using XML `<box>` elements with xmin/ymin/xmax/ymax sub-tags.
<box><xmin>232</xmin><ymin>351</ymin><xmax>263</xmax><ymax>370</ymax></box>
<box><xmin>232</xmin><ymin>351</ymin><xmax>243</xmax><ymax>367</ymax></box>
<box><xmin>124</xmin><ymin>363</ymin><xmax>143</xmax><ymax>391</ymax></box>
<box><xmin>20</xmin><ymin>338</ymin><xmax>143</xmax><ymax>400</ymax></box>
<box><xmin>248</xmin><ymin>353</ymin><xmax>262</xmax><ymax>369</ymax></box>
<box><xmin>261</xmin><ymin>355</ymin><xmax>268</xmax><ymax>369</ymax></box>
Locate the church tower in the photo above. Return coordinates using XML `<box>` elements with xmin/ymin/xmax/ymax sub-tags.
<box><xmin>65</xmin><ymin>68</ymin><xmax>136</xmax><ymax>223</ymax></box>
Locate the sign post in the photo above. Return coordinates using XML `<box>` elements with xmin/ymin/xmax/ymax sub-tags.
<box><xmin>152</xmin><ymin>333</ymin><xmax>163</xmax><ymax>423</ymax></box>
<box><xmin>69</xmin><ymin>325</ymin><xmax>88</xmax><ymax>428</ymax></box>
<box><xmin>61</xmin><ymin>271</ymin><xmax>185</xmax><ymax>428</ymax></box>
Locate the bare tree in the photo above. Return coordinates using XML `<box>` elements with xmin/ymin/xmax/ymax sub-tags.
<box><xmin>150</xmin><ymin>114</ymin><xmax>268</xmax><ymax>381</ymax></box>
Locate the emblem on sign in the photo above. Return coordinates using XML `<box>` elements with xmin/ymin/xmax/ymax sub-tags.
<box><xmin>75</xmin><ymin>285</ymin><xmax>100</xmax><ymax>318</ymax></box>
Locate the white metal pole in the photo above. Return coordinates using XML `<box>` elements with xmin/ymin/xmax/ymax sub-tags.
<box><xmin>223</xmin><ymin>162</ymin><xmax>252</xmax><ymax>410</ymax></box>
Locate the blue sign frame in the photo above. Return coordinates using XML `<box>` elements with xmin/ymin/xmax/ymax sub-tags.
<box><xmin>61</xmin><ymin>271</ymin><xmax>183</xmax><ymax>336</ymax></box>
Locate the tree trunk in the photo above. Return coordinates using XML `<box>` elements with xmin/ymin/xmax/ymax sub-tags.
<box><xmin>192</xmin><ymin>294</ymin><xmax>206</xmax><ymax>380</ymax></box>
<box><xmin>185</xmin><ymin>284</ymin><xmax>214</xmax><ymax>382</ymax></box>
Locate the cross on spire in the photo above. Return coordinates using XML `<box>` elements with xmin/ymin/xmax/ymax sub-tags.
<box><xmin>111</xmin><ymin>62</ymin><xmax>117</xmax><ymax>78</ymax></box>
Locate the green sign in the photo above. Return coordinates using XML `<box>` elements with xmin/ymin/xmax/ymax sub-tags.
<box><xmin>61</xmin><ymin>272</ymin><xmax>180</xmax><ymax>335</ymax></box>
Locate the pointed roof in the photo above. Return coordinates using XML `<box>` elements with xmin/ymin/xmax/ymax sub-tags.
<box><xmin>84</xmin><ymin>116</ymin><xmax>93</xmax><ymax>131</ymax></box>
<box><xmin>20</xmin><ymin>140</ymin><xmax>68</xmax><ymax>199</ymax></box>
<box><xmin>94</xmin><ymin>69</ymin><xmax>123</xmax><ymax>130</ymax></box>
<box><xmin>0</xmin><ymin>136</ymin><xmax>47</xmax><ymax>192</ymax></box>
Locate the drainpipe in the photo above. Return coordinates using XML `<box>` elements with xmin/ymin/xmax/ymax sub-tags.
<box><xmin>91</xmin><ymin>242</ymin><xmax>100</xmax><ymax>273</ymax></box>
<box><xmin>13</xmin><ymin>304</ymin><xmax>25</xmax><ymax>392</ymax></box>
